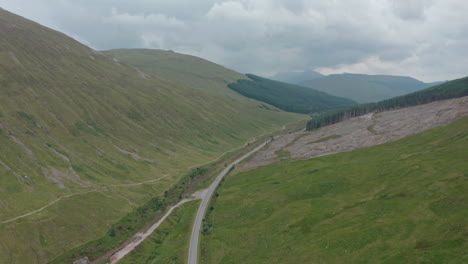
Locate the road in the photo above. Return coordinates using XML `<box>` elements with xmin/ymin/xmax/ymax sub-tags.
<box><xmin>187</xmin><ymin>140</ymin><xmax>270</xmax><ymax>264</ymax></box>
<box><xmin>109</xmin><ymin>196</ymin><xmax>199</xmax><ymax>263</ymax></box>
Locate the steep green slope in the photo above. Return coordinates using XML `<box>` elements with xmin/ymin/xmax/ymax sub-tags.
<box><xmin>307</xmin><ymin>76</ymin><xmax>468</xmax><ymax>130</ymax></box>
<box><xmin>0</xmin><ymin>9</ymin><xmax>302</xmax><ymax>264</ymax></box>
<box><xmin>103</xmin><ymin>50</ymin><xmax>307</xmax><ymax>151</ymax></box>
<box><xmin>104</xmin><ymin>49</ymin><xmax>306</xmax><ymax>125</ymax></box>
<box><xmin>202</xmin><ymin>117</ymin><xmax>468</xmax><ymax>264</ymax></box>
<box><xmin>104</xmin><ymin>49</ymin><xmax>245</xmax><ymax>95</ymax></box>
<box><xmin>227</xmin><ymin>74</ymin><xmax>356</xmax><ymax>114</ymax></box>
<box><xmin>301</xmin><ymin>73</ymin><xmax>443</xmax><ymax>103</ymax></box>
<box><xmin>103</xmin><ymin>51</ymin><xmax>356</xmax><ymax>116</ymax></box>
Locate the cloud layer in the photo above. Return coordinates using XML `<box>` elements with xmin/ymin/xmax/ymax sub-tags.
<box><xmin>1</xmin><ymin>0</ymin><xmax>467</xmax><ymax>81</ymax></box>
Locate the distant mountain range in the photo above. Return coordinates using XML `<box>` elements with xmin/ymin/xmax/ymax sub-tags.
<box><xmin>299</xmin><ymin>73</ymin><xmax>445</xmax><ymax>103</ymax></box>
<box><xmin>269</xmin><ymin>70</ymin><xmax>444</xmax><ymax>103</ymax></box>
<box><xmin>270</xmin><ymin>70</ymin><xmax>324</xmax><ymax>84</ymax></box>
<box><xmin>306</xmin><ymin>76</ymin><xmax>468</xmax><ymax>130</ymax></box>
<box><xmin>227</xmin><ymin>74</ymin><xmax>357</xmax><ymax>114</ymax></box>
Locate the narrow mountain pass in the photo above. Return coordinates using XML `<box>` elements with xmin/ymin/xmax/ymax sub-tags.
<box><xmin>188</xmin><ymin>140</ymin><xmax>271</xmax><ymax>264</ymax></box>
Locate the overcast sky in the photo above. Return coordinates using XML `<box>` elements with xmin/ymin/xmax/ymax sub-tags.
<box><xmin>1</xmin><ymin>0</ymin><xmax>467</xmax><ymax>82</ymax></box>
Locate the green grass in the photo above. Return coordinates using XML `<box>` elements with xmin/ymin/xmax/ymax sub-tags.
<box><xmin>201</xmin><ymin>117</ymin><xmax>468</xmax><ymax>264</ymax></box>
<box><xmin>50</xmin><ymin>164</ymin><xmax>216</xmax><ymax>264</ymax></box>
<box><xmin>16</xmin><ymin>111</ymin><xmax>37</xmax><ymax>127</ymax></box>
<box><xmin>0</xmin><ymin>9</ymin><xmax>304</xmax><ymax>264</ymax></box>
<box><xmin>119</xmin><ymin>200</ymin><xmax>200</xmax><ymax>264</ymax></box>
<box><xmin>104</xmin><ymin>49</ymin><xmax>245</xmax><ymax>96</ymax></box>
<box><xmin>49</xmin><ymin>197</ymin><xmax>165</xmax><ymax>263</ymax></box>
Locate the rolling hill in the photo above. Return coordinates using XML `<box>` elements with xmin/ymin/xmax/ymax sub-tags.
<box><xmin>226</xmin><ymin>74</ymin><xmax>357</xmax><ymax>114</ymax></box>
<box><xmin>0</xmin><ymin>8</ymin><xmax>304</xmax><ymax>264</ymax></box>
<box><xmin>300</xmin><ymin>73</ymin><xmax>444</xmax><ymax>103</ymax></box>
<box><xmin>202</xmin><ymin>116</ymin><xmax>468</xmax><ymax>264</ymax></box>
<box><xmin>270</xmin><ymin>70</ymin><xmax>324</xmax><ymax>84</ymax></box>
<box><xmin>103</xmin><ymin>49</ymin><xmax>246</xmax><ymax>95</ymax></box>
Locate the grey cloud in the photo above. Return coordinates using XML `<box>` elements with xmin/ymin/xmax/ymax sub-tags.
<box><xmin>0</xmin><ymin>0</ymin><xmax>467</xmax><ymax>82</ymax></box>
<box><xmin>390</xmin><ymin>0</ymin><xmax>433</xmax><ymax>20</ymax></box>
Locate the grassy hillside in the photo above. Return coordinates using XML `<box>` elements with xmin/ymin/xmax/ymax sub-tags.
<box><xmin>0</xmin><ymin>9</ymin><xmax>303</xmax><ymax>264</ymax></box>
<box><xmin>202</xmin><ymin>117</ymin><xmax>468</xmax><ymax>264</ymax></box>
<box><xmin>118</xmin><ymin>200</ymin><xmax>199</xmax><ymax>264</ymax></box>
<box><xmin>105</xmin><ymin>50</ymin><xmax>354</xmax><ymax>115</ymax></box>
<box><xmin>301</xmin><ymin>73</ymin><xmax>443</xmax><ymax>103</ymax></box>
<box><xmin>307</xmin><ymin>76</ymin><xmax>468</xmax><ymax>130</ymax></box>
<box><xmin>270</xmin><ymin>70</ymin><xmax>324</xmax><ymax>84</ymax></box>
<box><xmin>104</xmin><ymin>49</ymin><xmax>245</xmax><ymax>96</ymax></box>
<box><xmin>104</xmin><ymin>49</ymin><xmax>308</xmax><ymax>125</ymax></box>
<box><xmin>227</xmin><ymin>74</ymin><xmax>356</xmax><ymax>114</ymax></box>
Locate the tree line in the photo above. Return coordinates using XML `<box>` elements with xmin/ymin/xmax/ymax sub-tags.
<box><xmin>306</xmin><ymin>76</ymin><xmax>468</xmax><ymax>130</ymax></box>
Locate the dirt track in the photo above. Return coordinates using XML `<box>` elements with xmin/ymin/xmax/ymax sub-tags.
<box><xmin>108</xmin><ymin>189</ymin><xmax>208</xmax><ymax>264</ymax></box>
<box><xmin>241</xmin><ymin>96</ymin><xmax>468</xmax><ymax>170</ymax></box>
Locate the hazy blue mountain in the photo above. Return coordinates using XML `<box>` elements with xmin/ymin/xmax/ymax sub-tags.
<box><xmin>300</xmin><ymin>73</ymin><xmax>445</xmax><ymax>103</ymax></box>
<box><xmin>227</xmin><ymin>74</ymin><xmax>357</xmax><ymax>114</ymax></box>
<box><xmin>270</xmin><ymin>70</ymin><xmax>324</xmax><ymax>84</ymax></box>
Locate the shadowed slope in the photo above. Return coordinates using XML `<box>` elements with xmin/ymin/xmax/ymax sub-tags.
<box><xmin>227</xmin><ymin>74</ymin><xmax>356</xmax><ymax>114</ymax></box>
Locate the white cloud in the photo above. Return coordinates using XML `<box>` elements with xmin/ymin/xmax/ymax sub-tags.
<box><xmin>316</xmin><ymin>56</ymin><xmax>423</xmax><ymax>77</ymax></box>
<box><xmin>105</xmin><ymin>8</ymin><xmax>184</xmax><ymax>28</ymax></box>
<box><xmin>207</xmin><ymin>1</ymin><xmax>249</xmax><ymax>19</ymax></box>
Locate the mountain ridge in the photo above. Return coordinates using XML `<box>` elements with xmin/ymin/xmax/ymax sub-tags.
<box><xmin>270</xmin><ymin>70</ymin><xmax>324</xmax><ymax>84</ymax></box>
<box><xmin>306</xmin><ymin>76</ymin><xmax>468</xmax><ymax>130</ymax></box>
<box><xmin>300</xmin><ymin>73</ymin><xmax>444</xmax><ymax>103</ymax></box>
<box><xmin>226</xmin><ymin>74</ymin><xmax>357</xmax><ymax>114</ymax></box>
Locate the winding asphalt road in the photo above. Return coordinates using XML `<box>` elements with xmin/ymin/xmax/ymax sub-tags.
<box><xmin>187</xmin><ymin>140</ymin><xmax>270</xmax><ymax>264</ymax></box>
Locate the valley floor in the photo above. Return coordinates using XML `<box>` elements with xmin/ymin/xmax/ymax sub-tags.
<box><xmin>118</xmin><ymin>96</ymin><xmax>468</xmax><ymax>264</ymax></box>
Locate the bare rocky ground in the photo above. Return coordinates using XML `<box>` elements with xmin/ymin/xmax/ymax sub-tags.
<box><xmin>240</xmin><ymin>96</ymin><xmax>468</xmax><ymax>170</ymax></box>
